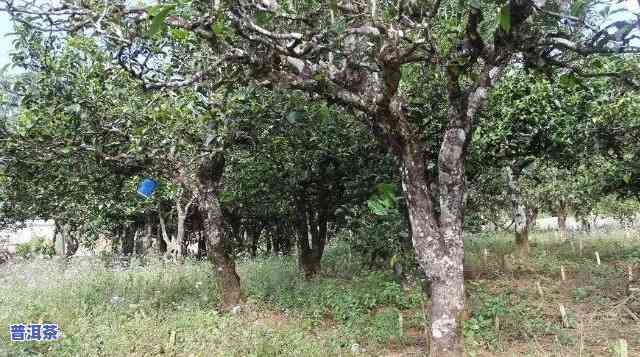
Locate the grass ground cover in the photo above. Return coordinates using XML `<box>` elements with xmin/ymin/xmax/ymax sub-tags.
<box><xmin>1</xmin><ymin>230</ymin><xmax>638</xmax><ymax>356</ymax></box>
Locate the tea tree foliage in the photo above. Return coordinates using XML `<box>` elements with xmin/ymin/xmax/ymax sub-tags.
<box><xmin>0</xmin><ymin>0</ymin><xmax>638</xmax><ymax>354</ymax></box>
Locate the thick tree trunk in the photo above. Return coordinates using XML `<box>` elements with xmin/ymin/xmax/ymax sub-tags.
<box><xmin>391</xmin><ymin>65</ymin><xmax>494</xmax><ymax>355</ymax></box>
<box><xmin>198</xmin><ymin>155</ymin><xmax>242</xmax><ymax>311</ymax></box>
<box><xmin>294</xmin><ymin>203</ymin><xmax>315</xmax><ymax>278</ymax></box>
<box><xmin>311</xmin><ymin>208</ymin><xmax>328</xmax><ymax>266</ymax></box>
<box><xmin>158</xmin><ymin>211</ymin><xmax>169</xmax><ymax>254</ymax></box>
<box><xmin>271</xmin><ymin>230</ymin><xmax>280</xmax><ymax>256</ymax></box>
<box><xmin>246</xmin><ymin>225</ymin><xmax>258</xmax><ymax>258</ymax></box>
<box><xmin>200</xmin><ymin>194</ymin><xmax>242</xmax><ymax>309</ymax></box>
<box><xmin>505</xmin><ymin>166</ymin><xmax>530</xmax><ymax>257</ymax></box>
<box><xmin>298</xmin><ymin>247</ymin><xmax>320</xmax><ymax>278</ymax></box>
<box><xmin>278</xmin><ymin>224</ymin><xmax>292</xmax><ymax>256</ymax></box>
<box><xmin>191</xmin><ymin>210</ymin><xmax>207</xmax><ymax>258</ymax></box>
<box><xmin>400</xmin><ymin>148</ymin><xmax>465</xmax><ymax>357</ymax></box>
<box><xmin>134</xmin><ymin>227</ymin><xmax>144</xmax><ymax>255</ymax></box>
<box><xmin>53</xmin><ymin>222</ymin><xmax>79</xmax><ymax>258</ymax></box>
<box><xmin>175</xmin><ymin>187</ymin><xmax>195</xmax><ymax>263</ymax></box>
<box><xmin>111</xmin><ymin>228</ymin><xmax>120</xmax><ymax>255</ymax></box>
<box><xmin>557</xmin><ymin>201</ymin><xmax>569</xmax><ymax>240</ymax></box>
<box><xmin>275</xmin><ymin>224</ymin><xmax>285</xmax><ymax>255</ymax></box>
<box><xmin>51</xmin><ymin>222</ymin><xmax>59</xmax><ymax>253</ymax></box>
<box><xmin>121</xmin><ymin>225</ymin><xmax>135</xmax><ymax>256</ymax></box>
<box><xmin>514</xmin><ymin>227</ymin><xmax>529</xmax><ymax>257</ymax></box>
<box><xmin>54</xmin><ymin>222</ymin><xmax>65</xmax><ymax>257</ymax></box>
<box><xmin>64</xmin><ymin>225</ymin><xmax>80</xmax><ymax>258</ymax></box>
<box><xmin>142</xmin><ymin>219</ymin><xmax>154</xmax><ymax>254</ymax></box>
<box><xmin>294</xmin><ymin>200</ymin><xmax>325</xmax><ymax>278</ymax></box>
<box><xmin>265</xmin><ymin>231</ymin><xmax>272</xmax><ymax>255</ymax></box>
<box><xmin>526</xmin><ymin>207</ymin><xmax>538</xmax><ymax>231</ymax></box>
<box><xmin>176</xmin><ymin>212</ymin><xmax>187</xmax><ymax>262</ymax></box>
<box><xmin>401</xmin><ymin>204</ymin><xmax>414</xmax><ymax>251</ymax></box>
<box><xmin>197</xmin><ymin>232</ymin><xmax>207</xmax><ymax>258</ymax></box>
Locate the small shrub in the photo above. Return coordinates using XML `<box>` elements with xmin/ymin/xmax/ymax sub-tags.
<box><xmin>33</xmin><ymin>237</ymin><xmax>55</xmax><ymax>257</ymax></box>
<box><xmin>15</xmin><ymin>236</ymin><xmax>55</xmax><ymax>259</ymax></box>
<box><xmin>15</xmin><ymin>242</ymin><xmax>33</xmax><ymax>259</ymax></box>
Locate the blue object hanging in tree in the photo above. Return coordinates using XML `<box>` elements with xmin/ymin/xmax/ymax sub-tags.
<box><xmin>137</xmin><ymin>179</ymin><xmax>157</xmax><ymax>198</ymax></box>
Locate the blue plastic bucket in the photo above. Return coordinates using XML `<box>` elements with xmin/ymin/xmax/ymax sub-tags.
<box><xmin>137</xmin><ymin>179</ymin><xmax>157</xmax><ymax>198</ymax></box>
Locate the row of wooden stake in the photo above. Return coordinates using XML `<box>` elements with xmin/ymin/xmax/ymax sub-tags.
<box><xmin>480</xmin><ymin>248</ymin><xmax>606</xmax><ymax>268</ymax></box>
<box><xmin>490</xmin><ymin>300</ymin><xmax>630</xmax><ymax>356</ymax></box>
<box><xmin>556</xmin><ymin>259</ymin><xmax>634</xmax><ymax>282</ymax></box>
<box><xmin>544</xmin><ymin>288</ymin><xmax>630</xmax><ymax>357</ymax></box>
<box><xmin>479</xmin><ymin>242</ymin><xmax>633</xmax><ymax>357</ymax></box>
<box><xmin>481</xmin><ymin>247</ymin><xmax>635</xmax><ymax>283</ymax></box>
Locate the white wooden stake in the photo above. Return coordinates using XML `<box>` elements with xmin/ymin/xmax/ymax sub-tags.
<box><xmin>578</xmin><ymin>240</ymin><xmax>583</xmax><ymax>256</ymax></box>
<box><xmin>629</xmin><ymin>266</ymin><xmax>633</xmax><ymax>282</ymax></box>
<box><xmin>618</xmin><ymin>339</ymin><xmax>628</xmax><ymax>357</ymax></box>
<box><xmin>483</xmin><ymin>248</ymin><xmax>488</xmax><ymax>266</ymax></box>
<box><xmin>536</xmin><ymin>281</ymin><xmax>544</xmax><ymax>298</ymax></box>
<box><xmin>559</xmin><ymin>304</ymin><xmax>568</xmax><ymax>328</ymax></box>
<box><xmin>595</xmin><ymin>251</ymin><xmax>601</xmax><ymax>265</ymax></box>
<box><xmin>561</xmin><ymin>265</ymin><xmax>566</xmax><ymax>281</ymax></box>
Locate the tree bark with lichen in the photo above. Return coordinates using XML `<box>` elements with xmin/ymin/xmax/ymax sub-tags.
<box><xmin>197</xmin><ymin>154</ymin><xmax>243</xmax><ymax>310</ymax></box>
